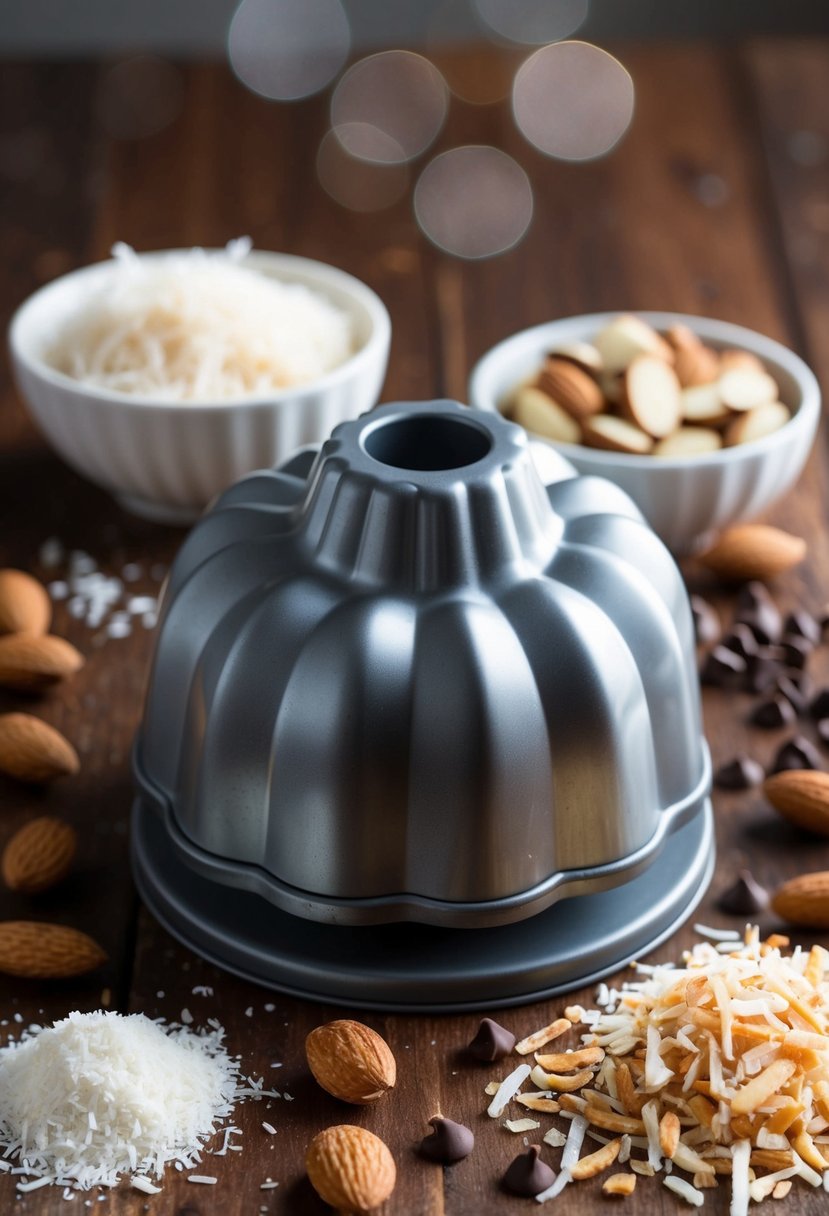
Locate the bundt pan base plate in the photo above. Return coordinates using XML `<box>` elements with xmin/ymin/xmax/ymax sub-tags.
<box><xmin>133</xmin><ymin>799</ymin><xmax>714</xmax><ymax>1013</ymax></box>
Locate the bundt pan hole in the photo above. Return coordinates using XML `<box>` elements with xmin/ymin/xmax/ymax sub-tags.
<box><xmin>363</xmin><ymin>413</ymin><xmax>492</xmax><ymax>471</ymax></box>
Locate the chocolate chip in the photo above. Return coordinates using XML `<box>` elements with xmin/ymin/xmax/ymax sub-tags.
<box><xmin>690</xmin><ymin>595</ymin><xmax>720</xmax><ymax>646</ymax></box>
<box><xmin>743</xmin><ymin>649</ymin><xmax>782</xmax><ymax>695</ymax></box>
<box><xmin>721</xmin><ymin>624</ymin><xmax>759</xmax><ymax>660</ymax></box>
<box><xmin>776</xmin><ymin>673</ymin><xmax>811</xmax><ymax>714</ymax></box>
<box><xmin>701</xmin><ymin>646</ymin><xmax>747</xmax><ymax>688</ymax></box>
<box><xmin>714</xmin><ymin>756</ymin><xmax>764</xmax><ymax>790</ymax></box>
<box><xmin>818</xmin><ymin>719</ymin><xmax>829</xmax><ymax>748</ymax></box>
<box><xmin>784</xmin><ymin>610</ymin><xmax>821</xmax><ymax>646</ymax></box>
<box><xmin>419</xmin><ymin>1117</ymin><xmax>474</xmax><ymax>1164</ymax></box>
<box><xmin>750</xmin><ymin>695</ymin><xmax>796</xmax><ymax>730</ymax></box>
<box><xmin>810</xmin><ymin>689</ymin><xmax>829</xmax><ymax>720</ymax></box>
<box><xmin>718</xmin><ymin>869</ymin><xmax>770</xmax><ymax>915</ymax></box>
<box><xmin>735</xmin><ymin>582</ymin><xmax>782</xmax><ymax>644</ymax></box>
<box><xmin>466</xmin><ymin>1018</ymin><xmax>516</xmax><ymax>1062</ymax></box>
<box><xmin>502</xmin><ymin>1146</ymin><xmax>555</xmax><ymax>1198</ymax></box>
<box><xmin>770</xmin><ymin>735</ymin><xmax>824</xmax><ymax>774</ymax></box>
<box><xmin>779</xmin><ymin>635</ymin><xmax>813</xmax><ymax>670</ymax></box>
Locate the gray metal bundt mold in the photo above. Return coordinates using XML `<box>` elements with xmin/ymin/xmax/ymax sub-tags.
<box><xmin>133</xmin><ymin>401</ymin><xmax>710</xmax><ymax>929</ymax></box>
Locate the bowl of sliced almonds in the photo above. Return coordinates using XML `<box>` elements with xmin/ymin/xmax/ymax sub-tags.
<box><xmin>469</xmin><ymin>311</ymin><xmax>820</xmax><ymax>554</ymax></box>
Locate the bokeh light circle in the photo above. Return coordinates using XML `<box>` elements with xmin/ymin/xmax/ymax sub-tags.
<box><xmin>229</xmin><ymin>0</ymin><xmax>350</xmax><ymax>101</ymax></box>
<box><xmin>512</xmin><ymin>41</ymin><xmax>634</xmax><ymax>162</ymax></box>
<box><xmin>474</xmin><ymin>0</ymin><xmax>589</xmax><ymax>46</ymax></box>
<box><xmin>414</xmin><ymin>146</ymin><xmax>533</xmax><ymax>260</ymax></box>
<box><xmin>317</xmin><ymin>128</ymin><xmax>409</xmax><ymax>212</ymax></box>
<box><xmin>331</xmin><ymin>51</ymin><xmax>449</xmax><ymax>164</ymax></box>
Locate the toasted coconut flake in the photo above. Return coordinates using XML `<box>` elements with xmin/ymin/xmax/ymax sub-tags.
<box><xmin>543</xmin><ymin>1127</ymin><xmax>567</xmax><ymax>1148</ymax></box>
<box><xmin>504</xmin><ymin>1118</ymin><xmax>540</xmax><ymax>1133</ymax></box>
<box><xmin>487</xmin><ymin>1063</ymin><xmax>532</xmax><ymax>1118</ymax></box>
<box><xmin>570</xmin><ymin>1138</ymin><xmax>621</xmax><ymax>1180</ymax></box>
<box><xmin>530</xmin><ymin>1065</ymin><xmax>595</xmax><ymax>1092</ymax></box>
<box><xmin>659</xmin><ymin>1111</ymin><xmax>680</xmax><ymax>1159</ymax></box>
<box><xmin>516</xmin><ymin>1094</ymin><xmax>560</xmax><ymax>1113</ymax></box>
<box><xmin>664</xmin><ymin>1175</ymin><xmax>705</xmax><ymax>1206</ymax></box>
<box><xmin>772</xmin><ymin>1179</ymin><xmax>792</xmax><ymax>1199</ymax></box>
<box><xmin>516</xmin><ymin>1019</ymin><xmax>571</xmax><ymax>1055</ymax></box>
<box><xmin>535</xmin><ymin>1047</ymin><xmax>604</xmax><ymax>1072</ymax></box>
<box><xmin>602</xmin><ymin>1173</ymin><xmax>636</xmax><ymax>1196</ymax></box>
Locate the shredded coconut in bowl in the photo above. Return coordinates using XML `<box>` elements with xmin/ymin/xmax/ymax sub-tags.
<box><xmin>47</xmin><ymin>239</ymin><xmax>354</xmax><ymax>401</ymax></box>
<box><xmin>0</xmin><ymin>1009</ymin><xmax>275</xmax><ymax>1192</ymax></box>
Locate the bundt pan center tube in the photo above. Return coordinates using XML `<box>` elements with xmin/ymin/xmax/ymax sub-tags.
<box><xmin>133</xmin><ymin>400</ymin><xmax>712</xmax><ymax>959</ymax></box>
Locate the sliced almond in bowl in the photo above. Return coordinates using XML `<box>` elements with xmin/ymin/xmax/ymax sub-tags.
<box><xmin>719</xmin><ymin>348</ymin><xmax>767</xmax><ymax>375</ymax></box>
<box><xmin>653</xmin><ymin>427</ymin><xmax>722</xmax><ymax>457</ymax></box>
<box><xmin>582</xmin><ymin>414</ymin><xmax>653</xmax><ymax>454</ymax></box>
<box><xmin>549</xmin><ymin>340</ymin><xmax>603</xmax><ymax>375</ymax></box>
<box><xmin>621</xmin><ymin>356</ymin><xmax>682</xmax><ymax>438</ymax></box>
<box><xmin>718</xmin><ymin>368</ymin><xmax>778</xmax><ymax>411</ymax></box>
<box><xmin>511</xmin><ymin>385</ymin><xmax>581</xmax><ymax>445</ymax></box>
<box><xmin>724</xmin><ymin>401</ymin><xmax>791</xmax><ymax>446</ymax></box>
<box><xmin>681</xmin><ymin>383</ymin><xmax>731</xmax><ymax>426</ymax></box>
<box><xmin>665</xmin><ymin>325</ymin><xmax>720</xmax><ymax>388</ymax></box>
<box><xmin>592</xmin><ymin>314</ymin><xmax>673</xmax><ymax>374</ymax></box>
<box><xmin>537</xmin><ymin>357</ymin><xmax>604</xmax><ymax>420</ymax></box>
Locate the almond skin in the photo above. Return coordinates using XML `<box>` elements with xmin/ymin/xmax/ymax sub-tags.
<box><xmin>306</xmin><ymin>1019</ymin><xmax>396</xmax><ymax>1104</ymax></box>
<box><xmin>772</xmin><ymin>872</ymin><xmax>829</xmax><ymax>929</ymax></box>
<box><xmin>697</xmin><ymin>525</ymin><xmax>806</xmax><ymax>582</ymax></box>
<box><xmin>306</xmin><ymin>1125</ymin><xmax>396</xmax><ymax>1212</ymax></box>
<box><xmin>537</xmin><ymin>357</ymin><xmax>604</xmax><ymax>421</ymax></box>
<box><xmin>0</xmin><ymin>634</ymin><xmax>84</xmax><ymax>692</ymax></box>
<box><xmin>0</xmin><ymin>921</ymin><xmax>106</xmax><ymax>978</ymax></box>
<box><xmin>0</xmin><ymin>570</ymin><xmax>51</xmax><ymax>636</ymax></box>
<box><xmin>0</xmin><ymin>713</ymin><xmax>80</xmax><ymax>783</ymax></box>
<box><xmin>2</xmin><ymin>817</ymin><xmax>77</xmax><ymax>894</ymax></box>
<box><xmin>764</xmin><ymin>770</ymin><xmax>829</xmax><ymax>837</ymax></box>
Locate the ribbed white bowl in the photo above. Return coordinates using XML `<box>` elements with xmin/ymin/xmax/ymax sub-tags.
<box><xmin>469</xmin><ymin>311</ymin><xmax>821</xmax><ymax>555</ymax></box>
<box><xmin>8</xmin><ymin>251</ymin><xmax>391</xmax><ymax>523</ymax></box>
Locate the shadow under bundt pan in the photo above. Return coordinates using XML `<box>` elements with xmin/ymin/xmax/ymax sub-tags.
<box><xmin>132</xmin><ymin>401</ymin><xmax>713</xmax><ymax>1008</ymax></box>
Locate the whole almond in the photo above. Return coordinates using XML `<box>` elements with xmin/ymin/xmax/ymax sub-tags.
<box><xmin>2</xmin><ymin>817</ymin><xmax>77</xmax><ymax>893</ymax></box>
<box><xmin>537</xmin><ymin>357</ymin><xmax>604</xmax><ymax>420</ymax></box>
<box><xmin>771</xmin><ymin>872</ymin><xmax>829</xmax><ymax>929</ymax></box>
<box><xmin>306</xmin><ymin>1018</ymin><xmax>396</xmax><ymax>1104</ymax></box>
<box><xmin>697</xmin><ymin>525</ymin><xmax>806</xmax><ymax>582</ymax></box>
<box><xmin>306</xmin><ymin>1125</ymin><xmax>396</xmax><ymax>1212</ymax></box>
<box><xmin>764</xmin><ymin>770</ymin><xmax>829</xmax><ymax>837</ymax></box>
<box><xmin>0</xmin><ymin>570</ymin><xmax>51</xmax><ymax>636</ymax></box>
<box><xmin>0</xmin><ymin>713</ymin><xmax>80</xmax><ymax>783</ymax></box>
<box><xmin>0</xmin><ymin>921</ymin><xmax>106</xmax><ymax>978</ymax></box>
<box><xmin>0</xmin><ymin>634</ymin><xmax>84</xmax><ymax>692</ymax></box>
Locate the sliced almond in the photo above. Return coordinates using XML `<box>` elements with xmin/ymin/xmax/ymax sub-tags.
<box><xmin>719</xmin><ymin>348</ymin><xmax>767</xmax><ymax>375</ymax></box>
<box><xmin>598</xmin><ymin>372</ymin><xmax>625</xmax><ymax>405</ymax></box>
<box><xmin>665</xmin><ymin>327</ymin><xmax>720</xmax><ymax>387</ymax></box>
<box><xmin>592</xmin><ymin>314</ymin><xmax>673</xmax><ymax>374</ymax></box>
<box><xmin>581</xmin><ymin>414</ymin><xmax>653</xmax><ymax>455</ymax></box>
<box><xmin>510</xmin><ymin>385</ymin><xmax>581</xmax><ymax>445</ymax></box>
<box><xmin>724</xmin><ymin>401</ymin><xmax>791</xmax><ymax>446</ymax></box>
<box><xmin>537</xmin><ymin>357</ymin><xmax>604</xmax><ymax>420</ymax></box>
<box><xmin>718</xmin><ymin>368</ymin><xmax>778</xmax><ymax>411</ymax></box>
<box><xmin>620</xmin><ymin>356</ymin><xmax>682</xmax><ymax>438</ymax></box>
<box><xmin>550</xmin><ymin>340</ymin><xmax>603</xmax><ymax>374</ymax></box>
<box><xmin>653</xmin><ymin>427</ymin><xmax>722</xmax><ymax>458</ymax></box>
<box><xmin>681</xmin><ymin>382</ymin><xmax>731</xmax><ymax>426</ymax></box>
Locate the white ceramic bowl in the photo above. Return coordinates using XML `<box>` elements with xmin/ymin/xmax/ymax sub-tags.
<box><xmin>8</xmin><ymin>250</ymin><xmax>391</xmax><ymax>523</ymax></box>
<box><xmin>469</xmin><ymin>311</ymin><xmax>821</xmax><ymax>555</ymax></box>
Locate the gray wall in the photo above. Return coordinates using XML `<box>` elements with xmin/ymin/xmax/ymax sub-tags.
<box><xmin>0</xmin><ymin>0</ymin><xmax>828</xmax><ymax>57</ymax></box>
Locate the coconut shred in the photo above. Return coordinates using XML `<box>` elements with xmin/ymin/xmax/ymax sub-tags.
<box><xmin>47</xmin><ymin>239</ymin><xmax>353</xmax><ymax>400</ymax></box>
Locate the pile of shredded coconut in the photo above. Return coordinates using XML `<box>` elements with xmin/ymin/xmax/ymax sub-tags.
<box><xmin>48</xmin><ymin>239</ymin><xmax>353</xmax><ymax>400</ymax></box>
<box><xmin>0</xmin><ymin>1010</ymin><xmax>275</xmax><ymax>1193</ymax></box>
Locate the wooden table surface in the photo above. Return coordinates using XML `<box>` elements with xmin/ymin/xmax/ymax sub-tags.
<box><xmin>1</xmin><ymin>39</ymin><xmax>829</xmax><ymax>1215</ymax></box>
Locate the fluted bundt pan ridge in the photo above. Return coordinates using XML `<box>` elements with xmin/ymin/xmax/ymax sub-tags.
<box><xmin>134</xmin><ymin>401</ymin><xmax>710</xmax><ymax>928</ymax></box>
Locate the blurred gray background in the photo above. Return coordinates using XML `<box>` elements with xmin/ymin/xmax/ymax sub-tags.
<box><xmin>2</xmin><ymin>0</ymin><xmax>829</xmax><ymax>56</ymax></box>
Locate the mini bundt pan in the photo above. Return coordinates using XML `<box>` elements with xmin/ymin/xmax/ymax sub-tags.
<box><xmin>132</xmin><ymin>400</ymin><xmax>713</xmax><ymax>1009</ymax></box>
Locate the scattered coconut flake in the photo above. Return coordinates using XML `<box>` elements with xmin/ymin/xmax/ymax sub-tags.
<box><xmin>543</xmin><ymin>1128</ymin><xmax>567</xmax><ymax>1148</ymax></box>
<box><xmin>693</xmin><ymin>924</ymin><xmax>741</xmax><ymax>943</ymax></box>
<box><xmin>261</xmin><ymin>1122</ymin><xmax>277</xmax><ymax>1135</ymax></box>
<box><xmin>487</xmin><ymin>1064</ymin><xmax>532</xmax><ymax>1118</ymax></box>
<box><xmin>504</xmin><ymin>1119</ymin><xmax>540</xmax><ymax>1133</ymax></box>
<box><xmin>188</xmin><ymin>1175</ymin><xmax>218</xmax><ymax>1185</ymax></box>
<box><xmin>664</xmin><ymin>1175</ymin><xmax>705</xmax><ymax>1206</ymax></box>
<box><xmin>131</xmin><ymin>1178</ymin><xmax>162</xmax><ymax>1195</ymax></box>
